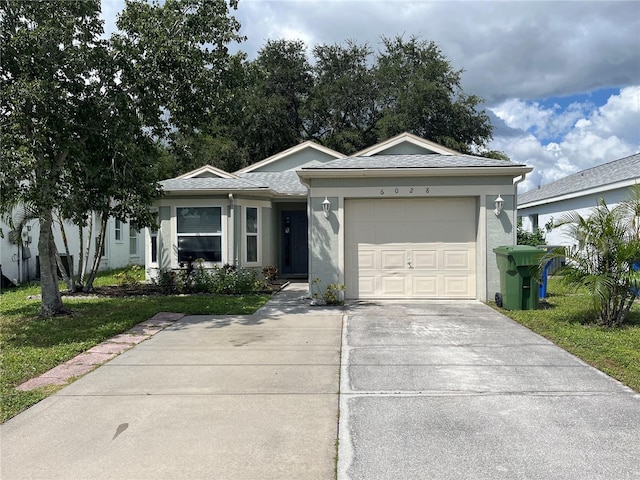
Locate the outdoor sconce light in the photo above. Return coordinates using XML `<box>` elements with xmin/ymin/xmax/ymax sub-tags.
<box><xmin>322</xmin><ymin>197</ymin><xmax>331</xmax><ymax>218</ymax></box>
<box><xmin>494</xmin><ymin>195</ymin><xmax>504</xmax><ymax>216</ymax></box>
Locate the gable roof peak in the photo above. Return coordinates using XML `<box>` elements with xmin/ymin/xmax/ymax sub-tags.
<box><xmin>235</xmin><ymin>140</ymin><xmax>345</xmax><ymax>174</ymax></box>
<box><xmin>354</xmin><ymin>132</ymin><xmax>462</xmax><ymax>157</ymax></box>
<box><xmin>175</xmin><ymin>164</ymin><xmax>238</xmax><ymax>180</ymax></box>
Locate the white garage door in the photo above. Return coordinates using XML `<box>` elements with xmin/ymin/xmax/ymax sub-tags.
<box><xmin>345</xmin><ymin>198</ymin><xmax>476</xmax><ymax>299</ymax></box>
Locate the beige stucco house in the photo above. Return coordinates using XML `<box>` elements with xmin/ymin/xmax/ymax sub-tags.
<box><xmin>147</xmin><ymin>133</ymin><xmax>532</xmax><ymax>301</ymax></box>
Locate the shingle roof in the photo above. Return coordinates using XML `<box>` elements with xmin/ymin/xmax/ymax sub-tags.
<box><xmin>160</xmin><ymin>177</ymin><xmax>268</xmax><ymax>191</ymax></box>
<box><xmin>303</xmin><ymin>154</ymin><xmax>528</xmax><ymax>169</ymax></box>
<box><xmin>518</xmin><ymin>153</ymin><xmax>640</xmax><ymax>206</ymax></box>
<box><xmin>237</xmin><ymin>171</ymin><xmax>307</xmax><ymax>195</ymax></box>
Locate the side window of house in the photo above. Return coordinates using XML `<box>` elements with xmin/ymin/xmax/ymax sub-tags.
<box><xmin>114</xmin><ymin>219</ymin><xmax>122</xmax><ymax>242</ymax></box>
<box><xmin>246</xmin><ymin>207</ymin><xmax>258</xmax><ymax>263</ymax></box>
<box><xmin>129</xmin><ymin>227</ymin><xmax>139</xmax><ymax>256</ymax></box>
<box><xmin>150</xmin><ymin>228</ymin><xmax>158</xmax><ymax>263</ymax></box>
<box><xmin>530</xmin><ymin>214</ymin><xmax>539</xmax><ymax>232</ymax></box>
<box><xmin>177</xmin><ymin>207</ymin><xmax>222</xmax><ymax>262</ymax></box>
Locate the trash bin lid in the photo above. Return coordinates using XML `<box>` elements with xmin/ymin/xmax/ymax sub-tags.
<box><xmin>493</xmin><ymin>245</ymin><xmax>544</xmax><ymax>266</ymax></box>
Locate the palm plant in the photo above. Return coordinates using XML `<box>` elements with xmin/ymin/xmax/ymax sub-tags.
<box><xmin>546</xmin><ymin>187</ymin><xmax>640</xmax><ymax>326</ymax></box>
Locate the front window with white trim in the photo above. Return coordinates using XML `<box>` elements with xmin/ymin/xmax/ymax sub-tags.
<box><xmin>245</xmin><ymin>207</ymin><xmax>259</xmax><ymax>263</ymax></box>
<box><xmin>177</xmin><ymin>207</ymin><xmax>222</xmax><ymax>263</ymax></box>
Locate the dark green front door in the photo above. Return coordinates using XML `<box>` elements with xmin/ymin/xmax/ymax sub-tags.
<box><xmin>281</xmin><ymin>210</ymin><xmax>308</xmax><ymax>275</ymax></box>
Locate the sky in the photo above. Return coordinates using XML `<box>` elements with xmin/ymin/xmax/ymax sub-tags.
<box><xmin>101</xmin><ymin>0</ymin><xmax>640</xmax><ymax>193</ymax></box>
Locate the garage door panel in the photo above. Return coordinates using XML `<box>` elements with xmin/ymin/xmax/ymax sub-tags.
<box><xmin>443</xmin><ymin>276</ymin><xmax>474</xmax><ymax>296</ymax></box>
<box><xmin>381</xmin><ymin>250</ymin><xmax>406</xmax><ymax>269</ymax></box>
<box><xmin>345</xmin><ymin>198</ymin><xmax>476</xmax><ymax>299</ymax></box>
<box><xmin>412</xmin><ymin>276</ymin><xmax>438</xmax><ymax>296</ymax></box>
<box><xmin>358</xmin><ymin>276</ymin><xmax>376</xmax><ymax>296</ymax></box>
<box><xmin>358</xmin><ymin>249</ymin><xmax>376</xmax><ymax>269</ymax></box>
<box><xmin>381</xmin><ymin>276</ymin><xmax>406</xmax><ymax>296</ymax></box>
<box><xmin>411</xmin><ymin>250</ymin><xmax>438</xmax><ymax>269</ymax></box>
<box><xmin>442</xmin><ymin>249</ymin><xmax>472</xmax><ymax>269</ymax></box>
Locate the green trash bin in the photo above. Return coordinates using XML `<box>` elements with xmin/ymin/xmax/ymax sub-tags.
<box><xmin>493</xmin><ymin>245</ymin><xmax>543</xmax><ymax>310</ymax></box>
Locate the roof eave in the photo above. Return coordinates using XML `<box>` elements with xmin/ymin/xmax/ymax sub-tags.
<box><xmin>161</xmin><ymin>187</ymin><xmax>273</xmax><ymax>196</ymax></box>
<box><xmin>298</xmin><ymin>166</ymin><xmax>533</xmax><ymax>180</ymax></box>
<box><xmin>518</xmin><ymin>177</ymin><xmax>640</xmax><ymax>209</ymax></box>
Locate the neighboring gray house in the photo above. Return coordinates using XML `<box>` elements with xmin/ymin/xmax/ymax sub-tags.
<box><xmin>148</xmin><ymin>133</ymin><xmax>532</xmax><ymax>301</ymax></box>
<box><xmin>518</xmin><ymin>153</ymin><xmax>640</xmax><ymax>248</ymax></box>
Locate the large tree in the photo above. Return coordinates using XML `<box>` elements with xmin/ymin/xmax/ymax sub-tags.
<box><xmin>229</xmin><ymin>35</ymin><xmax>494</xmax><ymax>159</ymax></box>
<box><xmin>0</xmin><ymin>0</ymin><xmax>243</xmax><ymax>315</ymax></box>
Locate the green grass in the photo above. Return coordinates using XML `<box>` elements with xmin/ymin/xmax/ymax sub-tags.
<box><xmin>0</xmin><ymin>271</ymin><xmax>270</xmax><ymax>422</ymax></box>
<box><xmin>494</xmin><ymin>277</ymin><xmax>640</xmax><ymax>393</ymax></box>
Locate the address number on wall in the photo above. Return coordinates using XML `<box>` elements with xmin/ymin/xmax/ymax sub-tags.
<box><xmin>380</xmin><ymin>187</ymin><xmax>430</xmax><ymax>195</ymax></box>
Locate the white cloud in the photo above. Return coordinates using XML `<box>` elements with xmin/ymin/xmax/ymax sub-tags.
<box><xmin>491</xmin><ymin>87</ymin><xmax>640</xmax><ymax>193</ymax></box>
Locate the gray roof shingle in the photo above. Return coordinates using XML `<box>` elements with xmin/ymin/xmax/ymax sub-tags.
<box><xmin>518</xmin><ymin>153</ymin><xmax>640</xmax><ymax>206</ymax></box>
<box><xmin>160</xmin><ymin>177</ymin><xmax>268</xmax><ymax>191</ymax></box>
<box><xmin>303</xmin><ymin>154</ymin><xmax>528</xmax><ymax>170</ymax></box>
<box><xmin>237</xmin><ymin>171</ymin><xmax>307</xmax><ymax>195</ymax></box>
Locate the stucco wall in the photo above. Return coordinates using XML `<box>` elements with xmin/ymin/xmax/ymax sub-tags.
<box><xmin>486</xmin><ymin>194</ymin><xmax>517</xmax><ymax>301</ymax></box>
<box><xmin>308</xmin><ymin>196</ymin><xmax>341</xmax><ymax>298</ymax></box>
<box><xmin>518</xmin><ymin>187</ymin><xmax>632</xmax><ymax>248</ymax></box>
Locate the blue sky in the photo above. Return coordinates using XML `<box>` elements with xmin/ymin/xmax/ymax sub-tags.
<box><xmin>101</xmin><ymin>0</ymin><xmax>640</xmax><ymax>192</ymax></box>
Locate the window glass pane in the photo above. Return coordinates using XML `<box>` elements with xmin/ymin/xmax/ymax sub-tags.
<box><xmin>246</xmin><ymin>207</ymin><xmax>258</xmax><ymax>234</ymax></box>
<box><xmin>115</xmin><ymin>219</ymin><xmax>122</xmax><ymax>241</ymax></box>
<box><xmin>177</xmin><ymin>207</ymin><xmax>221</xmax><ymax>234</ymax></box>
<box><xmin>178</xmin><ymin>236</ymin><xmax>221</xmax><ymax>262</ymax></box>
<box><xmin>247</xmin><ymin>236</ymin><xmax>257</xmax><ymax>262</ymax></box>
<box><xmin>129</xmin><ymin>237</ymin><xmax>137</xmax><ymax>255</ymax></box>
<box><xmin>151</xmin><ymin>234</ymin><xmax>158</xmax><ymax>263</ymax></box>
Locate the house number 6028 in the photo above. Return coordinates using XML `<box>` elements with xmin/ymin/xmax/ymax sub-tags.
<box><xmin>379</xmin><ymin>187</ymin><xmax>430</xmax><ymax>195</ymax></box>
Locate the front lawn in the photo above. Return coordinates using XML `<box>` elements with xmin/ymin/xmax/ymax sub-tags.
<box><xmin>494</xmin><ymin>277</ymin><xmax>640</xmax><ymax>392</ymax></box>
<box><xmin>0</xmin><ymin>274</ymin><xmax>269</xmax><ymax>423</ymax></box>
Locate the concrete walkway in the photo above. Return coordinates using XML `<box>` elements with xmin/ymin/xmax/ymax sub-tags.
<box><xmin>1</xmin><ymin>283</ymin><xmax>344</xmax><ymax>480</ymax></box>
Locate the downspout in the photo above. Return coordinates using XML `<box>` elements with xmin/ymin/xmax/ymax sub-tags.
<box><xmin>513</xmin><ymin>173</ymin><xmax>528</xmax><ymax>221</ymax></box>
<box><xmin>228</xmin><ymin>193</ymin><xmax>235</xmax><ymax>266</ymax></box>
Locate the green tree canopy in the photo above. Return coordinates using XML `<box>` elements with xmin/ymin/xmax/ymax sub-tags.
<box><xmin>1</xmin><ymin>0</ymin><xmax>243</xmax><ymax>314</ymax></box>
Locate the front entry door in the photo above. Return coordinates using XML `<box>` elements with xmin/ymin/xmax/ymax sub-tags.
<box><xmin>281</xmin><ymin>211</ymin><xmax>308</xmax><ymax>275</ymax></box>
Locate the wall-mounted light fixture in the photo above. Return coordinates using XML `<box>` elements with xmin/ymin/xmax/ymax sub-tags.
<box><xmin>494</xmin><ymin>195</ymin><xmax>504</xmax><ymax>216</ymax></box>
<box><xmin>322</xmin><ymin>197</ymin><xmax>331</xmax><ymax>218</ymax></box>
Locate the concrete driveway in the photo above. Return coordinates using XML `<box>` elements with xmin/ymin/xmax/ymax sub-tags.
<box><xmin>338</xmin><ymin>300</ymin><xmax>640</xmax><ymax>480</ymax></box>
<box><xmin>1</xmin><ymin>284</ymin><xmax>344</xmax><ymax>480</ymax></box>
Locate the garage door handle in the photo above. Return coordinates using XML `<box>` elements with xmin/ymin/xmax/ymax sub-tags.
<box><xmin>407</xmin><ymin>259</ymin><xmax>413</xmax><ymax>269</ymax></box>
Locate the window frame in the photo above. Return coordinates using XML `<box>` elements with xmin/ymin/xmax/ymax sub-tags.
<box><xmin>244</xmin><ymin>206</ymin><xmax>260</xmax><ymax>265</ymax></box>
<box><xmin>175</xmin><ymin>206</ymin><xmax>224</xmax><ymax>265</ymax></box>
<box><xmin>114</xmin><ymin>219</ymin><xmax>123</xmax><ymax>243</ymax></box>
<box><xmin>129</xmin><ymin>226</ymin><xmax>139</xmax><ymax>257</ymax></box>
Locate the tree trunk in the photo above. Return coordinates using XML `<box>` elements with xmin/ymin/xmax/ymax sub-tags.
<box><xmin>38</xmin><ymin>210</ymin><xmax>67</xmax><ymax>317</ymax></box>
<box><xmin>79</xmin><ymin>214</ymin><xmax>93</xmax><ymax>287</ymax></box>
<box><xmin>56</xmin><ymin>214</ymin><xmax>77</xmax><ymax>292</ymax></box>
<box><xmin>83</xmin><ymin>213</ymin><xmax>108</xmax><ymax>292</ymax></box>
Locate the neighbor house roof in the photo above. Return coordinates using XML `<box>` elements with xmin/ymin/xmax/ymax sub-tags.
<box><xmin>518</xmin><ymin>153</ymin><xmax>640</xmax><ymax>207</ymax></box>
